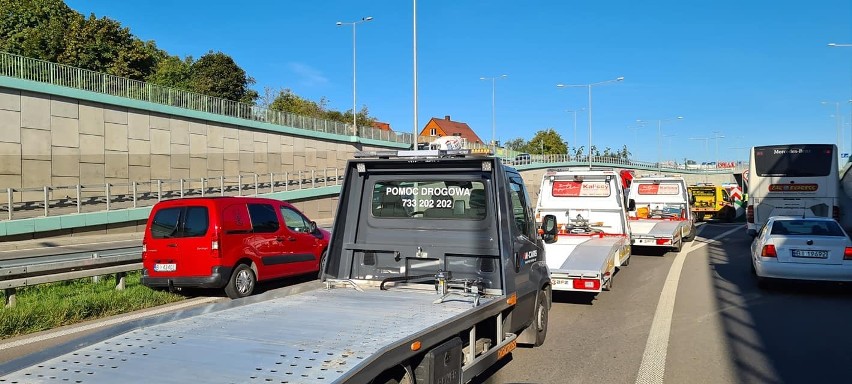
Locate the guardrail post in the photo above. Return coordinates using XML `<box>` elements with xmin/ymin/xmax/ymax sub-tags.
<box><xmin>132</xmin><ymin>181</ymin><xmax>138</xmax><ymax>208</ymax></box>
<box><xmin>336</xmin><ymin>168</ymin><xmax>340</xmax><ymax>185</ymax></box>
<box><xmin>238</xmin><ymin>175</ymin><xmax>243</xmax><ymax>196</ymax></box>
<box><xmin>284</xmin><ymin>171</ymin><xmax>289</xmax><ymax>191</ymax></box>
<box><xmin>6</xmin><ymin>187</ymin><xmax>12</xmax><ymax>220</ymax></box>
<box><xmin>43</xmin><ymin>186</ymin><xmax>49</xmax><ymax>217</ymax></box>
<box><xmin>200</xmin><ymin>178</ymin><xmax>205</xmax><ymax>197</ymax></box>
<box><xmin>270</xmin><ymin>173</ymin><xmax>275</xmax><ymax>193</ymax></box>
<box><xmin>4</xmin><ymin>288</ymin><xmax>16</xmax><ymax>308</ymax></box>
<box><xmin>220</xmin><ymin>176</ymin><xmax>225</xmax><ymax>196</ymax></box>
<box><xmin>115</xmin><ymin>272</ymin><xmax>126</xmax><ymax>290</ymax></box>
<box><xmin>254</xmin><ymin>173</ymin><xmax>259</xmax><ymax>196</ymax></box>
<box><xmin>324</xmin><ymin>168</ymin><xmax>328</xmax><ymax>188</ymax></box>
<box><xmin>311</xmin><ymin>170</ymin><xmax>316</xmax><ymax>189</ymax></box>
<box><xmin>157</xmin><ymin>179</ymin><xmax>162</xmax><ymax>201</ymax></box>
<box><xmin>91</xmin><ymin>252</ymin><xmax>100</xmax><ymax>283</ymax></box>
<box><xmin>76</xmin><ymin>185</ymin><xmax>81</xmax><ymax>214</ymax></box>
<box><xmin>180</xmin><ymin>179</ymin><xmax>185</xmax><ymax>198</ymax></box>
<box><xmin>105</xmin><ymin>183</ymin><xmax>111</xmax><ymax>211</ymax></box>
<box><xmin>298</xmin><ymin>171</ymin><xmax>303</xmax><ymax>190</ymax></box>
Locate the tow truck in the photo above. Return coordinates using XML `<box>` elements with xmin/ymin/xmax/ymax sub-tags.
<box><xmin>533</xmin><ymin>169</ymin><xmax>632</xmax><ymax>293</ymax></box>
<box><xmin>626</xmin><ymin>175</ymin><xmax>696</xmax><ymax>252</ymax></box>
<box><xmin>1</xmin><ymin>149</ymin><xmax>552</xmax><ymax>384</ymax></box>
<box><xmin>687</xmin><ymin>183</ymin><xmax>736</xmax><ymax>222</ymax></box>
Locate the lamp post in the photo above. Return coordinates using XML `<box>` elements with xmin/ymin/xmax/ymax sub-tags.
<box><xmin>412</xmin><ymin>0</ymin><xmax>418</xmax><ymax>149</ymax></box>
<box><xmin>637</xmin><ymin>116</ymin><xmax>683</xmax><ymax>171</ymax></box>
<box><xmin>689</xmin><ymin>137</ymin><xmax>711</xmax><ymax>164</ymax></box>
<box><xmin>336</xmin><ymin>16</ymin><xmax>373</xmax><ymax>137</ymax></box>
<box><xmin>711</xmin><ymin>131</ymin><xmax>725</xmax><ymax>167</ymax></box>
<box><xmin>557</xmin><ymin>76</ymin><xmax>624</xmax><ymax>168</ymax></box>
<box><xmin>829</xmin><ymin>43</ymin><xmax>852</xmax><ymax>157</ymax></box>
<box><xmin>481</xmin><ymin>74</ymin><xmax>507</xmax><ymax>155</ymax></box>
<box><xmin>662</xmin><ymin>134</ymin><xmax>677</xmax><ymax>165</ymax></box>
<box><xmin>567</xmin><ymin>108</ymin><xmax>583</xmax><ymax>155</ymax></box>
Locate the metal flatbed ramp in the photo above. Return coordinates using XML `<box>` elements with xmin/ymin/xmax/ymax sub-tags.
<box><xmin>1</xmin><ymin>288</ymin><xmax>490</xmax><ymax>383</ymax></box>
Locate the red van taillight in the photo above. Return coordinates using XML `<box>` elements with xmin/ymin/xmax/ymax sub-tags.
<box><xmin>747</xmin><ymin>206</ymin><xmax>754</xmax><ymax>223</ymax></box>
<box><xmin>211</xmin><ymin>231</ymin><xmax>221</xmax><ymax>257</ymax></box>
<box><xmin>141</xmin><ymin>241</ymin><xmax>147</xmax><ymax>260</ymax></box>
<box><xmin>761</xmin><ymin>244</ymin><xmax>777</xmax><ymax>257</ymax></box>
<box><xmin>844</xmin><ymin>247</ymin><xmax>852</xmax><ymax>260</ymax></box>
<box><xmin>833</xmin><ymin>206</ymin><xmax>840</xmax><ymax>220</ymax></box>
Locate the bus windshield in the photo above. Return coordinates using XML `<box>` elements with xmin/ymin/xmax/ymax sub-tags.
<box><xmin>753</xmin><ymin>144</ymin><xmax>834</xmax><ymax>177</ymax></box>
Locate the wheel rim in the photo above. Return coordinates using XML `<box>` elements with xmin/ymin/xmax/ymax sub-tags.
<box><xmin>236</xmin><ymin>269</ymin><xmax>254</xmax><ymax>295</ymax></box>
<box><xmin>537</xmin><ymin>299</ymin><xmax>547</xmax><ymax>332</ymax></box>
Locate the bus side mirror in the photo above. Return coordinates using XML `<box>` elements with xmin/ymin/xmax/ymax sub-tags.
<box><xmin>541</xmin><ymin>215</ymin><xmax>558</xmax><ymax>244</ymax></box>
<box><xmin>628</xmin><ymin>199</ymin><xmax>636</xmax><ymax>211</ymax></box>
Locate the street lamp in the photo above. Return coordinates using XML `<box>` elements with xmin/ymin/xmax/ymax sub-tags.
<box><xmin>662</xmin><ymin>134</ymin><xmax>677</xmax><ymax>165</ymax></box>
<box><xmin>557</xmin><ymin>76</ymin><xmax>625</xmax><ymax>168</ymax></box>
<box><xmin>637</xmin><ymin>116</ymin><xmax>683</xmax><ymax>171</ymax></box>
<box><xmin>829</xmin><ymin>42</ymin><xmax>852</xmax><ymax>156</ymax></box>
<box><xmin>481</xmin><ymin>74</ymin><xmax>508</xmax><ymax>155</ymax></box>
<box><xmin>566</xmin><ymin>108</ymin><xmax>584</xmax><ymax>154</ymax></box>
<box><xmin>336</xmin><ymin>16</ymin><xmax>373</xmax><ymax>136</ymax></box>
<box><xmin>711</xmin><ymin>131</ymin><xmax>725</xmax><ymax>167</ymax></box>
<box><xmin>689</xmin><ymin>137</ymin><xmax>711</xmax><ymax>164</ymax></box>
<box><xmin>412</xmin><ymin>0</ymin><xmax>418</xmax><ymax>149</ymax></box>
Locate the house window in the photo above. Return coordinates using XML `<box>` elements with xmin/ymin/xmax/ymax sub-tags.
<box><xmin>430</xmin><ymin>128</ymin><xmax>437</xmax><ymax>136</ymax></box>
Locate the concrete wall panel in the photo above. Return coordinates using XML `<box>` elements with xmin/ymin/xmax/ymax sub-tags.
<box><xmin>51</xmin><ymin>116</ymin><xmax>79</xmax><ymax>148</ymax></box>
<box><xmin>20</xmin><ymin>92</ymin><xmax>50</xmax><ymax>130</ymax></box>
<box><xmin>21</xmin><ymin>128</ymin><xmax>51</xmax><ymax>161</ymax></box>
<box><xmin>79</xmin><ymin>134</ymin><xmax>105</xmax><ymax>164</ymax></box>
<box><xmin>50</xmin><ymin>97</ymin><xmax>78</xmax><ymax>118</ymax></box>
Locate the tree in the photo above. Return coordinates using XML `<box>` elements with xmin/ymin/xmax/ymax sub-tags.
<box><xmin>147</xmin><ymin>55</ymin><xmax>193</xmax><ymax>90</ymax></box>
<box><xmin>269</xmin><ymin>88</ymin><xmax>327</xmax><ymax>117</ymax></box>
<box><xmin>189</xmin><ymin>51</ymin><xmax>258</xmax><ymax>104</ymax></box>
<box><xmin>504</xmin><ymin>138</ymin><xmax>527</xmax><ymax>151</ymax></box>
<box><xmin>0</xmin><ymin>0</ymin><xmax>75</xmax><ymax>61</ymax></box>
<box><xmin>527</xmin><ymin>128</ymin><xmax>567</xmax><ymax>155</ymax></box>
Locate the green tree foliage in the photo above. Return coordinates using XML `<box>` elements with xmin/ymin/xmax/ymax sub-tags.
<box><xmin>267</xmin><ymin>87</ymin><xmax>377</xmax><ymax>128</ymax></box>
<box><xmin>526</xmin><ymin>128</ymin><xmax>568</xmax><ymax>155</ymax></box>
<box><xmin>504</xmin><ymin>138</ymin><xmax>527</xmax><ymax>151</ymax></box>
<box><xmin>0</xmin><ymin>0</ymin><xmax>75</xmax><ymax>60</ymax></box>
<box><xmin>147</xmin><ymin>55</ymin><xmax>193</xmax><ymax>90</ymax></box>
<box><xmin>189</xmin><ymin>51</ymin><xmax>258</xmax><ymax>104</ymax></box>
<box><xmin>59</xmin><ymin>13</ymin><xmax>160</xmax><ymax>79</ymax></box>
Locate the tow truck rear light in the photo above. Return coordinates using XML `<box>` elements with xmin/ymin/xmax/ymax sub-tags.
<box><xmin>761</xmin><ymin>244</ymin><xmax>777</xmax><ymax>257</ymax></box>
<box><xmin>656</xmin><ymin>238</ymin><xmax>672</xmax><ymax>245</ymax></box>
<box><xmin>747</xmin><ymin>205</ymin><xmax>754</xmax><ymax>223</ymax></box>
<box><xmin>844</xmin><ymin>247</ymin><xmax>852</xmax><ymax>260</ymax></box>
<box><xmin>833</xmin><ymin>206</ymin><xmax>840</xmax><ymax>220</ymax></box>
<box><xmin>573</xmin><ymin>279</ymin><xmax>601</xmax><ymax>291</ymax></box>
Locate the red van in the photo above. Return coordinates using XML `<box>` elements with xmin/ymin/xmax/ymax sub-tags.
<box><xmin>141</xmin><ymin>196</ymin><xmax>330</xmax><ymax>298</ymax></box>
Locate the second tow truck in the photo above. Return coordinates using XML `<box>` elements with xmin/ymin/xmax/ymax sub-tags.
<box><xmin>534</xmin><ymin>169</ymin><xmax>632</xmax><ymax>293</ymax></box>
<box><xmin>626</xmin><ymin>175</ymin><xmax>696</xmax><ymax>252</ymax></box>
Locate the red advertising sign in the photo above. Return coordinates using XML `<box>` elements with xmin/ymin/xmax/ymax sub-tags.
<box><xmin>552</xmin><ymin>181</ymin><xmax>610</xmax><ymax>197</ymax></box>
<box><xmin>768</xmin><ymin>184</ymin><xmax>818</xmax><ymax>192</ymax></box>
<box><xmin>637</xmin><ymin>183</ymin><xmax>680</xmax><ymax>195</ymax></box>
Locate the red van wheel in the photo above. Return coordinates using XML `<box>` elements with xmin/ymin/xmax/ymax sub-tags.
<box><xmin>225</xmin><ymin>264</ymin><xmax>256</xmax><ymax>299</ymax></box>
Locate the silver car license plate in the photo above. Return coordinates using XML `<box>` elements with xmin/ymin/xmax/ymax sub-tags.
<box><xmin>791</xmin><ymin>249</ymin><xmax>828</xmax><ymax>259</ymax></box>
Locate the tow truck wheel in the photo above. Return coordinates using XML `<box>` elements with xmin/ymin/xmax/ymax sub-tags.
<box><xmin>225</xmin><ymin>263</ymin><xmax>256</xmax><ymax>299</ymax></box>
<box><xmin>672</xmin><ymin>239</ymin><xmax>683</xmax><ymax>253</ymax></box>
<box><xmin>532</xmin><ymin>290</ymin><xmax>549</xmax><ymax>346</ymax></box>
<box><xmin>318</xmin><ymin>250</ymin><xmax>328</xmax><ymax>279</ymax></box>
<box><xmin>684</xmin><ymin>224</ymin><xmax>696</xmax><ymax>242</ymax></box>
<box><xmin>370</xmin><ymin>365</ymin><xmax>414</xmax><ymax>384</ymax></box>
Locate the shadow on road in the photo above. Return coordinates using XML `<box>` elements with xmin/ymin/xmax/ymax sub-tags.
<box><xmin>707</xmin><ymin>230</ymin><xmax>852</xmax><ymax>383</ymax></box>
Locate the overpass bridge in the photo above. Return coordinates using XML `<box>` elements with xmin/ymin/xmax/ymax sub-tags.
<box><xmin>0</xmin><ymin>51</ymin><xmax>741</xmax><ymax>240</ymax></box>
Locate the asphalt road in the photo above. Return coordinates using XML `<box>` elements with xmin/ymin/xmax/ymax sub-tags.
<box><xmin>4</xmin><ymin>222</ymin><xmax>852</xmax><ymax>383</ymax></box>
<box><xmin>478</xmin><ymin>222</ymin><xmax>852</xmax><ymax>384</ymax></box>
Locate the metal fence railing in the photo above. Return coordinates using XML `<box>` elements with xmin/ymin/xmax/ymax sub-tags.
<box><xmin>0</xmin><ymin>51</ymin><xmax>412</xmax><ymax>144</ymax></box>
<box><xmin>1</xmin><ymin>167</ymin><xmax>344</xmax><ymax>222</ymax></box>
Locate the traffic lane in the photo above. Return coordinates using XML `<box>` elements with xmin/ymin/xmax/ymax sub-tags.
<box><xmin>667</xmin><ymin>225</ymin><xmax>852</xmax><ymax>383</ymax></box>
<box><xmin>475</xmin><ymin>237</ymin><xmax>679</xmax><ymax>383</ymax></box>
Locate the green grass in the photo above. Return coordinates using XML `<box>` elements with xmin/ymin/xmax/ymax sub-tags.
<box><xmin>0</xmin><ymin>272</ymin><xmax>185</xmax><ymax>339</ymax></box>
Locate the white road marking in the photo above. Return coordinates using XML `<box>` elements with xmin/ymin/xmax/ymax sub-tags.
<box><xmin>0</xmin><ymin>296</ymin><xmax>219</xmax><ymax>351</ymax></box>
<box><xmin>634</xmin><ymin>225</ymin><xmax>742</xmax><ymax>384</ymax></box>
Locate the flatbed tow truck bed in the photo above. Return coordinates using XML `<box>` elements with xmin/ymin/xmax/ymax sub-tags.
<box><xmin>546</xmin><ymin>236</ymin><xmax>625</xmax><ymax>292</ymax></box>
<box><xmin>628</xmin><ymin>219</ymin><xmax>686</xmax><ymax>247</ymax></box>
<box><xmin>1</xmin><ymin>287</ymin><xmax>502</xmax><ymax>383</ymax></box>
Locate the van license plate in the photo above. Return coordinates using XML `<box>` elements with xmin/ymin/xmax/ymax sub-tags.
<box><xmin>791</xmin><ymin>250</ymin><xmax>828</xmax><ymax>259</ymax></box>
<box><xmin>154</xmin><ymin>263</ymin><xmax>177</xmax><ymax>272</ymax></box>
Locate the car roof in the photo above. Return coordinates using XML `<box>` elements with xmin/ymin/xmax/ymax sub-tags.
<box><xmin>769</xmin><ymin>216</ymin><xmax>838</xmax><ymax>223</ymax></box>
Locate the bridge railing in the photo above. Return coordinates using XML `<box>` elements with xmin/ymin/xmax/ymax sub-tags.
<box><xmin>0</xmin><ymin>51</ymin><xmax>412</xmax><ymax>144</ymax></box>
<box><xmin>523</xmin><ymin>154</ymin><xmax>745</xmax><ymax>174</ymax></box>
<box><xmin>1</xmin><ymin>167</ymin><xmax>344</xmax><ymax>222</ymax></box>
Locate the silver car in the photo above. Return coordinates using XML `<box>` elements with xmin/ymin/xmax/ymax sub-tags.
<box><xmin>751</xmin><ymin>217</ymin><xmax>852</xmax><ymax>288</ymax></box>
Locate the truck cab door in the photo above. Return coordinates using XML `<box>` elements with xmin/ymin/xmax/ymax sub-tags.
<box><xmin>507</xmin><ymin>176</ymin><xmax>545</xmax><ymax>332</ymax></box>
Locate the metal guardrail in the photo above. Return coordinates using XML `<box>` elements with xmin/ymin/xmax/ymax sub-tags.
<box><xmin>1</xmin><ymin>167</ymin><xmax>344</xmax><ymax>221</ymax></box>
<box><xmin>0</xmin><ymin>51</ymin><xmax>412</xmax><ymax>144</ymax></box>
<box><xmin>515</xmin><ymin>154</ymin><xmax>746</xmax><ymax>174</ymax></box>
<box><xmin>1</xmin><ymin>247</ymin><xmax>142</xmax><ymax>307</ymax></box>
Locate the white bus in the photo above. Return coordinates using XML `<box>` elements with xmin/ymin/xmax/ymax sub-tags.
<box><xmin>746</xmin><ymin>144</ymin><xmax>840</xmax><ymax>236</ymax></box>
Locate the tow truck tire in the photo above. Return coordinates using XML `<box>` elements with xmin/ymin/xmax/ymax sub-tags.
<box><xmin>684</xmin><ymin>224</ymin><xmax>696</xmax><ymax>242</ymax></box>
<box><xmin>318</xmin><ymin>250</ymin><xmax>328</xmax><ymax>279</ymax></box>
<box><xmin>532</xmin><ymin>290</ymin><xmax>549</xmax><ymax>347</ymax></box>
<box><xmin>672</xmin><ymin>239</ymin><xmax>682</xmax><ymax>253</ymax></box>
<box><xmin>225</xmin><ymin>263</ymin><xmax>256</xmax><ymax>299</ymax></box>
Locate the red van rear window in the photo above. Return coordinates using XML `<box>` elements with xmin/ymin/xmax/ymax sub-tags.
<box><xmin>150</xmin><ymin>206</ymin><xmax>209</xmax><ymax>238</ymax></box>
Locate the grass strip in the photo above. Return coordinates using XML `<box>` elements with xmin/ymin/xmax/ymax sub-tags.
<box><xmin>0</xmin><ymin>272</ymin><xmax>184</xmax><ymax>339</ymax></box>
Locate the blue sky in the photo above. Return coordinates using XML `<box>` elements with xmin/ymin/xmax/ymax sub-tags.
<box><xmin>64</xmin><ymin>0</ymin><xmax>852</xmax><ymax>163</ymax></box>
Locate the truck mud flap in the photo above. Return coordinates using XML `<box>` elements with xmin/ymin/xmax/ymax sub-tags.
<box><xmin>415</xmin><ymin>337</ymin><xmax>463</xmax><ymax>384</ymax></box>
